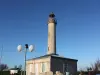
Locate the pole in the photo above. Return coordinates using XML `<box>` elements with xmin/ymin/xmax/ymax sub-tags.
<box><xmin>24</xmin><ymin>48</ymin><xmax>27</xmax><ymax>75</ymax></box>
<box><xmin>0</xmin><ymin>45</ymin><xmax>3</xmax><ymax>64</ymax></box>
<box><xmin>21</xmin><ymin>69</ymin><xmax>22</xmax><ymax>75</ymax></box>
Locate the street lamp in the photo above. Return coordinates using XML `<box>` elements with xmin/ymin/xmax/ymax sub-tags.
<box><xmin>17</xmin><ymin>44</ymin><xmax>34</xmax><ymax>75</ymax></box>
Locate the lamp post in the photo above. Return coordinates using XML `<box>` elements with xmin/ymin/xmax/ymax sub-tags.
<box><xmin>17</xmin><ymin>44</ymin><xmax>34</xmax><ymax>75</ymax></box>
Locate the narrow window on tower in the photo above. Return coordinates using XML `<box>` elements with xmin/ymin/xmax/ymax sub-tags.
<box><xmin>48</xmin><ymin>47</ymin><xmax>49</xmax><ymax>51</ymax></box>
<box><xmin>48</xmin><ymin>32</ymin><xmax>50</xmax><ymax>37</ymax></box>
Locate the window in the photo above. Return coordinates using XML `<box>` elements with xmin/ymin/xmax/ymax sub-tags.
<box><xmin>41</xmin><ymin>62</ymin><xmax>46</xmax><ymax>72</ymax></box>
<box><xmin>48</xmin><ymin>47</ymin><xmax>49</xmax><ymax>51</ymax></box>
<box><xmin>29</xmin><ymin>64</ymin><xmax>33</xmax><ymax>72</ymax></box>
<box><xmin>65</xmin><ymin>64</ymin><xmax>68</xmax><ymax>71</ymax></box>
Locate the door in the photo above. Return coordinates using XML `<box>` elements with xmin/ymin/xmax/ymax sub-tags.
<box><xmin>35</xmin><ymin>63</ymin><xmax>38</xmax><ymax>75</ymax></box>
<box><xmin>29</xmin><ymin>64</ymin><xmax>33</xmax><ymax>75</ymax></box>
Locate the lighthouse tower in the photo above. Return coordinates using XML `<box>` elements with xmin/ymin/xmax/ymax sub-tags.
<box><xmin>26</xmin><ymin>13</ymin><xmax>78</xmax><ymax>75</ymax></box>
<box><xmin>47</xmin><ymin>12</ymin><xmax>57</xmax><ymax>55</ymax></box>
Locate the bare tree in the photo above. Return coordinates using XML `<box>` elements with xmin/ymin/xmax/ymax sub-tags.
<box><xmin>86</xmin><ymin>67</ymin><xmax>92</xmax><ymax>72</ymax></box>
<box><xmin>0</xmin><ymin>64</ymin><xmax>8</xmax><ymax>71</ymax></box>
<box><xmin>18</xmin><ymin>64</ymin><xmax>22</xmax><ymax>71</ymax></box>
<box><xmin>91</xmin><ymin>58</ymin><xmax>100</xmax><ymax>71</ymax></box>
<box><xmin>14</xmin><ymin>65</ymin><xmax>17</xmax><ymax>69</ymax></box>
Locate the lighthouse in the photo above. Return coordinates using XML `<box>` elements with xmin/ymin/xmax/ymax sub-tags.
<box><xmin>26</xmin><ymin>12</ymin><xmax>78</xmax><ymax>75</ymax></box>
<box><xmin>47</xmin><ymin>12</ymin><xmax>57</xmax><ymax>55</ymax></box>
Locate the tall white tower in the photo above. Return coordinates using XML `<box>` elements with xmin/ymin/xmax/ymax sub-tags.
<box><xmin>47</xmin><ymin>12</ymin><xmax>57</xmax><ymax>55</ymax></box>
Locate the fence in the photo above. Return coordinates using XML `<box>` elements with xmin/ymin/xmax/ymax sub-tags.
<box><xmin>1</xmin><ymin>71</ymin><xmax>100</xmax><ymax>75</ymax></box>
<box><xmin>0</xmin><ymin>71</ymin><xmax>63</xmax><ymax>75</ymax></box>
<box><xmin>0</xmin><ymin>71</ymin><xmax>25</xmax><ymax>75</ymax></box>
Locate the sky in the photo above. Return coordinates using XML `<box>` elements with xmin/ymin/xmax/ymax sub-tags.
<box><xmin>0</xmin><ymin>0</ymin><xmax>100</xmax><ymax>70</ymax></box>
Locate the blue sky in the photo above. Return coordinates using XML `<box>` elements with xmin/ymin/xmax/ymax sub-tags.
<box><xmin>0</xmin><ymin>0</ymin><xmax>100</xmax><ymax>70</ymax></box>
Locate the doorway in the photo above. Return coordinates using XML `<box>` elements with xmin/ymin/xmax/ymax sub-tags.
<box><xmin>35</xmin><ymin>64</ymin><xmax>38</xmax><ymax>75</ymax></box>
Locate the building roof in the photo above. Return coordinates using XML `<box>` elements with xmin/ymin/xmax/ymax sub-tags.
<box><xmin>27</xmin><ymin>53</ymin><xmax>57</xmax><ymax>61</ymax></box>
<box><xmin>51</xmin><ymin>55</ymin><xmax>78</xmax><ymax>61</ymax></box>
<box><xmin>27</xmin><ymin>53</ymin><xmax>78</xmax><ymax>61</ymax></box>
<box><xmin>10</xmin><ymin>68</ymin><xmax>19</xmax><ymax>70</ymax></box>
